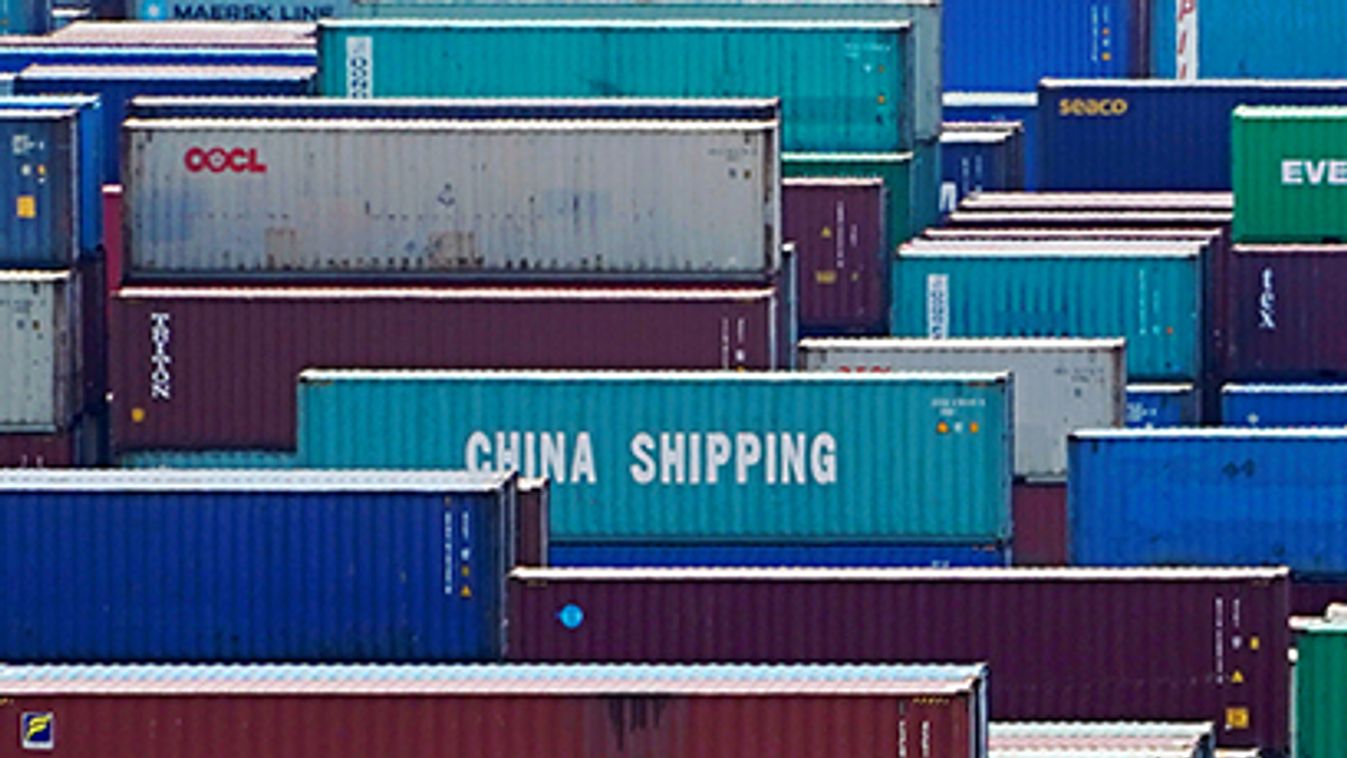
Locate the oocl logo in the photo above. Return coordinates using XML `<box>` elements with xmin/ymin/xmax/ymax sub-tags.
<box><xmin>183</xmin><ymin>147</ymin><xmax>267</xmax><ymax>174</ymax></box>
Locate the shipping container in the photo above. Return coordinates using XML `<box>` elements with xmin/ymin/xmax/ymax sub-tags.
<box><xmin>943</xmin><ymin>209</ymin><xmax>1233</xmax><ymax>229</ymax></box>
<box><xmin>783</xmin><ymin>178</ymin><xmax>887</xmax><ymax>335</ymax></box>
<box><xmin>939</xmin><ymin>129</ymin><xmax>1020</xmax><ymax>217</ymax></box>
<box><xmin>784</xmin><ymin>152</ymin><xmax>915</xmax><ymax>248</ymax></box>
<box><xmin>0</xmin><ymin>663</ymin><xmax>989</xmax><ymax>758</ymax></box>
<box><xmin>0</xmin><ymin>270</ymin><xmax>84</xmax><ymax>432</ymax></box>
<box><xmin>1232</xmin><ymin>106</ymin><xmax>1347</xmax><ymax>244</ymax></box>
<box><xmin>941</xmin><ymin>121</ymin><xmax>1025</xmax><ymax>186</ymax></box>
<box><xmin>1011</xmin><ymin>481</ymin><xmax>1067</xmax><ymax>566</ymax></box>
<box><xmin>1151</xmin><ymin>0</ymin><xmax>1347</xmax><ymax>79</ymax></box>
<box><xmin>0</xmin><ymin>43</ymin><xmax>315</xmax><ymax>72</ymax></box>
<box><xmin>1039</xmin><ymin>80</ymin><xmax>1347</xmax><ymax>191</ymax></box>
<box><xmin>44</xmin><ymin>20</ymin><xmax>316</xmax><ymax>45</ymax></box>
<box><xmin>101</xmin><ymin>183</ymin><xmax>120</xmax><ymax>294</ymax></box>
<box><xmin>894</xmin><ymin>239</ymin><xmax>1205</xmax><ymax>381</ymax></box>
<box><xmin>332</xmin><ymin>0</ymin><xmax>941</xmax><ymax>143</ymax></box>
<box><xmin>317</xmin><ymin>19</ymin><xmax>913</xmax><ymax>154</ymax></box>
<box><xmin>1</xmin><ymin>95</ymin><xmax>103</xmax><ymax>258</ymax></box>
<box><xmin>117</xmin><ymin>448</ymin><xmax>296</xmax><ymax>468</ymax></box>
<box><xmin>957</xmin><ymin>191</ymin><xmax>1233</xmax><ymax>212</ymax></box>
<box><xmin>1291</xmin><ymin>612</ymin><xmax>1347</xmax><ymax>758</ymax></box>
<box><xmin>910</xmin><ymin>136</ymin><xmax>941</xmax><ymax>233</ymax></box>
<box><xmin>1223</xmin><ymin>244</ymin><xmax>1347</xmax><ymax>381</ymax></box>
<box><xmin>1222</xmin><ymin>384</ymin><xmax>1347</xmax><ymax>426</ymax></box>
<box><xmin>132</xmin><ymin>0</ymin><xmax>343</xmax><ymax>19</ymax></box>
<box><xmin>551</xmin><ymin>543</ymin><xmax>1008</xmax><ymax>568</ymax></box>
<box><xmin>924</xmin><ymin>227</ymin><xmax>1225</xmax><ymax>243</ymax></box>
<box><xmin>989</xmin><ymin>722</ymin><xmax>1216</xmax><ymax>757</ymax></box>
<box><xmin>508</xmin><ymin>565</ymin><xmax>1290</xmax><ymax>754</ymax></box>
<box><xmin>944</xmin><ymin>0</ymin><xmax>1144</xmax><ymax>92</ymax></box>
<box><xmin>0</xmin><ymin>109</ymin><xmax>76</xmax><ymax>267</ymax></box>
<box><xmin>1291</xmin><ymin>579</ymin><xmax>1347</xmax><ymax>617</ymax></box>
<box><xmin>49</xmin><ymin>8</ymin><xmax>92</xmax><ymax>29</ymax></box>
<box><xmin>1070</xmin><ymin>429</ymin><xmax>1347</xmax><ymax>577</ymax></box>
<box><xmin>943</xmin><ymin>91</ymin><xmax>1039</xmax><ymax>188</ymax></box>
<box><xmin>1127</xmin><ymin>383</ymin><xmax>1198</xmax><ymax>427</ymax></box>
<box><xmin>109</xmin><ymin>285</ymin><xmax>785</xmax><ymax>454</ymax></box>
<box><xmin>0</xmin><ymin>412</ymin><xmax>101</xmax><ymax>466</ymax></box>
<box><xmin>801</xmin><ymin>337</ymin><xmax>1124</xmax><ymax>480</ymax></box>
<box><xmin>517</xmin><ymin>477</ymin><xmax>548</xmax><ymax>567</ymax></box>
<box><xmin>296</xmin><ymin>369</ymin><xmax>1014</xmax><ymax>545</ymax></box>
<box><xmin>15</xmin><ymin>64</ymin><xmax>315</xmax><ymax>183</ymax></box>
<box><xmin>0</xmin><ymin>0</ymin><xmax>49</xmax><ymax>33</ymax></box>
<box><xmin>124</xmin><ymin>117</ymin><xmax>779</xmax><ymax>280</ymax></box>
<box><xmin>0</xmin><ymin>469</ymin><xmax>517</xmax><ymax>662</ymax></box>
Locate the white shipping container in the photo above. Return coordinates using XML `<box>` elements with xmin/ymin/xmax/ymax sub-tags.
<box><xmin>799</xmin><ymin>337</ymin><xmax>1126</xmax><ymax>480</ymax></box>
<box><xmin>124</xmin><ymin>117</ymin><xmax>779</xmax><ymax>278</ymax></box>
<box><xmin>0</xmin><ymin>271</ymin><xmax>79</xmax><ymax>431</ymax></box>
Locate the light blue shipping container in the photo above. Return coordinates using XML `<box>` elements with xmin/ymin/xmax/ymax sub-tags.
<box><xmin>1126</xmin><ymin>383</ymin><xmax>1198</xmax><ymax>428</ymax></box>
<box><xmin>296</xmin><ymin>370</ymin><xmax>1014</xmax><ymax>544</ymax></box>
<box><xmin>551</xmin><ymin>542</ymin><xmax>1009</xmax><ymax>567</ymax></box>
<box><xmin>0</xmin><ymin>469</ymin><xmax>517</xmax><ymax>661</ymax></box>
<box><xmin>1152</xmin><ymin>0</ymin><xmax>1347</xmax><ymax>78</ymax></box>
<box><xmin>0</xmin><ymin>109</ymin><xmax>76</xmax><ymax>267</ymax></box>
<box><xmin>893</xmin><ymin>240</ymin><xmax>1205</xmax><ymax>381</ymax></box>
<box><xmin>1069</xmin><ymin>429</ymin><xmax>1347</xmax><ymax>576</ymax></box>
<box><xmin>1222</xmin><ymin>384</ymin><xmax>1347</xmax><ymax>427</ymax></box>
<box><xmin>1</xmin><ymin>0</ymin><xmax>50</xmax><ymax>34</ymax></box>
<box><xmin>316</xmin><ymin>19</ymin><xmax>914</xmax><ymax>153</ymax></box>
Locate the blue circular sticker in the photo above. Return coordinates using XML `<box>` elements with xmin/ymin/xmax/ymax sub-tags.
<box><xmin>558</xmin><ymin>603</ymin><xmax>584</xmax><ymax>630</ymax></box>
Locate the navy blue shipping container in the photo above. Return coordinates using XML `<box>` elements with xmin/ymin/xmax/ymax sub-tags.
<box><xmin>0</xmin><ymin>46</ymin><xmax>315</xmax><ymax>73</ymax></box>
<box><xmin>0</xmin><ymin>109</ymin><xmax>77</xmax><ymax>267</ymax></box>
<box><xmin>939</xmin><ymin>128</ymin><xmax>1021</xmax><ymax>216</ymax></box>
<box><xmin>1125</xmin><ymin>383</ymin><xmax>1198</xmax><ymax>428</ymax></box>
<box><xmin>1039</xmin><ymin>79</ymin><xmax>1347</xmax><ymax>190</ymax></box>
<box><xmin>15</xmin><ymin>65</ymin><xmax>315</xmax><ymax>182</ymax></box>
<box><xmin>1069</xmin><ymin>429</ymin><xmax>1347</xmax><ymax>576</ymax></box>
<box><xmin>1222</xmin><ymin>384</ymin><xmax>1347</xmax><ymax>427</ymax></box>
<box><xmin>0</xmin><ymin>469</ymin><xmax>517</xmax><ymax>662</ymax></box>
<box><xmin>0</xmin><ymin>95</ymin><xmax>101</xmax><ymax>258</ymax></box>
<box><xmin>551</xmin><ymin>543</ymin><xmax>1009</xmax><ymax>568</ymax></box>
<box><xmin>943</xmin><ymin>0</ymin><xmax>1144</xmax><ymax>92</ymax></box>
<box><xmin>943</xmin><ymin>91</ymin><xmax>1039</xmax><ymax>188</ymax></box>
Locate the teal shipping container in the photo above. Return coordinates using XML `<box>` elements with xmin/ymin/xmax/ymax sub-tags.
<box><xmin>784</xmin><ymin>152</ymin><xmax>914</xmax><ymax>248</ymax></box>
<box><xmin>893</xmin><ymin>240</ymin><xmax>1204</xmax><ymax>382</ymax></box>
<box><xmin>316</xmin><ymin>19</ymin><xmax>914</xmax><ymax>153</ymax></box>
<box><xmin>296</xmin><ymin>370</ymin><xmax>1013</xmax><ymax>545</ymax></box>
<box><xmin>334</xmin><ymin>1</ymin><xmax>939</xmax><ymax>142</ymax></box>
<box><xmin>117</xmin><ymin>450</ymin><xmax>297</xmax><ymax>469</ymax></box>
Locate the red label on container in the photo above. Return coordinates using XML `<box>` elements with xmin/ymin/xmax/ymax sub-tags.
<box><xmin>183</xmin><ymin>147</ymin><xmax>267</xmax><ymax>174</ymax></box>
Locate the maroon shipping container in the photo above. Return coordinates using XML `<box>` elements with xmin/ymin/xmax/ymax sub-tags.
<box><xmin>0</xmin><ymin>664</ymin><xmax>986</xmax><ymax>758</ymax></box>
<box><xmin>1224</xmin><ymin>244</ymin><xmax>1347</xmax><ymax>380</ymax></box>
<box><xmin>0</xmin><ymin>413</ymin><xmax>102</xmax><ymax>467</ymax></box>
<box><xmin>509</xmin><ymin>566</ymin><xmax>1291</xmax><ymax>755</ymax></box>
<box><xmin>518</xmin><ymin>477</ymin><xmax>550</xmax><ymax>568</ymax></box>
<box><xmin>102</xmin><ymin>184</ymin><xmax>122</xmax><ymax>303</ymax></box>
<box><xmin>108</xmin><ymin>285</ymin><xmax>783</xmax><ymax>454</ymax></box>
<box><xmin>1011</xmin><ymin>481</ymin><xmax>1066</xmax><ymax>566</ymax></box>
<box><xmin>1292</xmin><ymin>579</ymin><xmax>1347</xmax><ymax>617</ymax></box>
<box><xmin>783</xmin><ymin>178</ymin><xmax>887</xmax><ymax>335</ymax></box>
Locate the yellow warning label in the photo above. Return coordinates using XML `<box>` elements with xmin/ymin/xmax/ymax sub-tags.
<box><xmin>460</xmin><ymin>565</ymin><xmax>470</xmax><ymax>577</ymax></box>
<box><xmin>130</xmin><ymin>407</ymin><xmax>147</xmax><ymax>424</ymax></box>
<box><xmin>1226</xmin><ymin>707</ymin><xmax>1250</xmax><ymax>730</ymax></box>
<box><xmin>1250</xmin><ymin>636</ymin><xmax>1260</xmax><ymax>651</ymax></box>
<box><xmin>459</xmin><ymin>585</ymin><xmax>473</xmax><ymax>599</ymax></box>
<box><xmin>815</xmin><ymin>270</ymin><xmax>838</xmax><ymax>285</ymax></box>
<box><xmin>16</xmin><ymin>195</ymin><xmax>35</xmax><ymax>219</ymax></box>
<box><xmin>1231</xmin><ymin>670</ymin><xmax>1245</xmax><ymax>684</ymax></box>
<box><xmin>820</xmin><ymin>226</ymin><xmax>833</xmax><ymax>239</ymax></box>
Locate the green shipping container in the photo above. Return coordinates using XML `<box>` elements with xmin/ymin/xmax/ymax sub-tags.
<box><xmin>317</xmin><ymin>19</ymin><xmax>914</xmax><ymax>153</ymax></box>
<box><xmin>338</xmin><ymin>0</ymin><xmax>942</xmax><ymax>143</ymax></box>
<box><xmin>296</xmin><ymin>370</ymin><xmax>1013</xmax><ymax>544</ymax></box>
<box><xmin>784</xmin><ymin>152</ymin><xmax>915</xmax><ymax>246</ymax></box>
<box><xmin>1293</xmin><ymin>612</ymin><xmax>1347</xmax><ymax>758</ymax></box>
<box><xmin>893</xmin><ymin>240</ymin><xmax>1204</xmax><ymax>382</ymax></box>
<box><xmin>1233</xmin><ymin>106</ymin><xmax>1347</xmax><ymax>243</ymax></box>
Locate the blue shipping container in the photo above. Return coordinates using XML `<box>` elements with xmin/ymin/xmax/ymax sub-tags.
<box><xmin>943</xmin><ymin>91</ymin><xmax>1039</xmax><ymax>188</ymax></box>
<box><xmin>0</xmin><ymin>46</ymin><xmax>316</xmax><ymax>73</ymax></box>
<box><xmin>944</xmin><ymin>0</ymin><xmax>1142</xmax><ymax>92</ymax></box>
<box><xmin>1222</xmin><ymin>384</ymin><xmax>1347</xmax><ymax>427</ymax></box>
<box><xmin>0</xmin><ymin>469</ymin><xmax>516</xmax><ymax>662</ymax></box>
<box><xmin>1039</xmin><ymin>79</ymin><xmax>1347</xmax><ymax>190</ymax></box>
<box><xmin>1125</xmin><ymin>383</ymin><xmax>1198</xmax><ymax>428</ymax></box>
<box><xmin>2</xmin><ymin>0</ymin><xmax>51</xmax><ymax>34</ymax></box>
<box><xmin>939</xmin><ymin>129</ymin><xmax>1020</xmax><ymax>217</ymax></box>
<box><xmin>551</xmin><ymin>543</ymin><xmax>1009</xmax><ymax>567</ymax></box>
<box><xmin>15</xmin><ymin>65</ymin><xmax>316</xmax><ymax>183</ymax></box>
<box><xmin>1151</xmin><ymin>0</ymin><xmax>1347</xmax><ymax>79</ymax></box>
<box><xmin>0</xmin><ymin>109</ymin><xmax>76</xmax><ymax>267</ymax></box>
<box><xmin>1069</xmin><ymin>429</ymin><xmax>1347</xmax><ymax>576</ymax></box>
<box><xmin>0</xmin><ymin>94</ymin><xmax>101</xmax><ymax>257</ymax></box>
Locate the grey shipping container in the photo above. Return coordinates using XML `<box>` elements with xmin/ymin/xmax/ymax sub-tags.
<box><xmin>124</xmin><ymin>116</ymin><xmax>779</xmax><ymax>280</ymax></box>
<box><xmin>800</xmin><ymin>337</ymin><xmax>1125</xmax><ymax>480</ymax></box>
<box><xmin>0</xmin><ymin>270</ymin><xmax>83</xmax><ymax>432</ymax></box>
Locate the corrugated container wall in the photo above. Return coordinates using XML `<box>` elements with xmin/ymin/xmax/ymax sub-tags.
<box><xmin>783</xmin><ymin>179</ymin><xmax>887</xmax><ymax>335</ymax></box>
<box><xmin>939</xmin><ymin>129</ymin><xmax>1022</xmax><ymax>217</ymax></box>
<box><xmin>943</xmin><ymin>91</ymin><xmax>1039</xmax><ymax>188</ymax></box>
<box><xmin>0</xmin><ymin>413</ymin><xmax>102</xmax><ymax>467</ymax></box>
<box><xmin>1232</xmin><ymin>107</ymin><xmax>1347</xmax><ymax>244</ymax></box>
<box><xmin>1127</xmin><ymin>383</ymin><xmax>1199</xmax><ymax>427</ymax></box>
<box><xmin>315</xmin><ymin>19</ymin><xmax>913</xmax><ymax>154</ymax></box>
<box><xmin>124</xmin><ymin>117</ymin><xmax>779</xmax><ymax>280</ymax></box>
<box><xmin>108</xmin><ymin>286</ymin><xmax>784</xmax><ymax>455</ymax></box>
<box><xmin>130</xmin><ymin>0</ymin><xmax>346</xmax><ymax>20</ymax></box>
<box><xmin>943</xmin><ymin>0</ymin><xmax>1144</xmax><ymax>91</ymax></box>
<box><xmin>295</xmin><ymin>370</ymin><xmax>1014</xmax><ymax>545</ymax></box>
<box><xmin>1070</xmin><ymin>430</ymin><xmax>1347</xmax><ymax>577</ymax></box>
<box><xmin>0</xmin><ymin>271</ymin><xmax>81</xmax><ymax>431</ymax></box>
<box><xmin>516</xmin><ymin>478</ymin><xmax>548</xmax><ymax>567</ymax></box>
<box><xmin>1222</xmin><ymin>384</ymin><xmax>1347</xmax><ymax>426</ymax></box>
<box><xmin>332</xmin><ymin>1</ymin><xmax>941</xmax><ymax>143</ymax></box>
<box><xmin>1038</xmin><ymin>80</ymin><xmax>1347</xmax><ymax>191</ymax></box>
<box><xmin>0</xmin><ymin>0</ymin><xmax>50</xmax><ymax>34</ymax></box>
<box><xmin>118</xmin><ymin>448</ymin><xmax>296</xmax><ymax>468</ymax></box>
<box><xmin>550</xmin><ymin>543</ymin><xmax>1009</xmax><ymax>568</ymax></box>
<box><xmin>0</xmin><ymin>109</ymin><xmax>76</xmax><ymax>266</ymax></box>
<box><xmin>0</xmin><ymin>43</ymin><xmax>315</xmax><ymax>73</ymax></box>
<box><xmin>1151</xmin><ymin>0</ymin><xmax>1347</xmax><ymax>78</ymax></box>
<box><xmin>800</xmin><ymin>338</ymin><xmax>1125</xmax><ymax>480</ymax></box>
<box><xmin>0</xmin><ymin>663</ymin><xmax>987</xmax><ymax>758</ymax></box>
<box><xmin>1292</xmin><ymin>580</ymin><xmax>1347</xmax><ymax>617</ymax></box>
<box><xmin>893</xmin><ymin>240</ymin><xmax>1205</xmax><ymax>381</ymax></box>
<box><xmin>1292</xmin><ymin>618</ymin><xmax>1347</xmax><ymax>758</ymax></box>
<box><xmin>1011</xmin><ymin>481</ymin><xmax>1067</xmax><ymax>565</ymax></box>
<box><xmin>784</xmin><ymin>152</ymin><xmax>913</xmax><ymax>248</ymax></box>
<box><xmin>0</xmin><ymin>470</ymin><xmax>518</xmax><ymax>662</ymax></box>
<box><xmin>507</xmin><ymin>566</ymin><xmax>1290</xmax><ymax>755</ymax></box>
<box><xmin>14</xmin><ymin>64</ymin><xmax>316</xmax><ymax>183</ymax></box>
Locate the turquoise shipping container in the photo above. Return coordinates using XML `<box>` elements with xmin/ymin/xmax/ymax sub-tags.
<box><xmin>296</xmin><ymin>370</ymin><xmax>1013</xmax><ymax>545</ymax></box>
<box><xmin>893</xmin><ymin>240</ymin><xmax>1204</xmax><ymax>382</ymax></box>
<box><xmin>117</xmin><ymin>450</ymin><xmax>298</xmax><ymax>469</ymax></box>
<box><xmin>316</xmin><ymin>19</ymin><xmax>914</xmax><ymax>153</ymax></box>
<box><xmin>334</xmin><ymin>0</ymin><xmax>941</xmax><ymax>143</ymax></box>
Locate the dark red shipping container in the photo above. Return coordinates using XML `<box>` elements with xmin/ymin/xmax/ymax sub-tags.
<box><xmin>0</xmin><ymin>664</ymin><xmax>986</xmax><ymax>758</ymax></box>
<box><xmin>0</xmin><ymin>413</ymin><xmax>102</xmax><ymax>467</ymax></box>
<box><xmin>101</xmin><ymin>184</ymin><xmax>122</xmax><ymax>303</ymax></box>
<box><xmin>108</xmin><ymin>285</ymin><xmax>783</xmax><ymax>454</ymax></box>
<box><xmin>1291</xmin><ymin>578</ymin><xmax>1347</xmax><ymax>617</ymax></box>
<box><xmin>1224</xmin><ymin>244</ymin><xmax>1347</xmax><ymax>380</ymax></box>
<box><xmin>518</xmin><ymin>477</ymin><xmax>550</xmax><ymax>568</ymax></box>
<box><xmin>783</xmin><ymin>178</ymin><xmax>887</xmax><ymax>335</ymax></box>
<box><xmin>508</xmin><ymin>566</ymin><xmax>1291</xmax><ymax>755</ymax></box>
<box><xmin>1011</xmin><ymin>481</ymin><xmax>1067</xmax><ymax>566</ymax></box>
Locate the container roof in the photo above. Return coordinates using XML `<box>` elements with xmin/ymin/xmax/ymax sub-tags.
<box><xmin>130</xmin><ymin>95</ymin><xmax>782</xmax><ymax>110</ymax></box>
<box><xmin>799</xmin><ymin>337</ymin><xmax>1125</xmax><ymax>352</ymax></box>
<box><xmin>0</xmin><ymin>270</ymin><xmax>71</xmax><ymax>284</ymax></box>
<box><xmin>318</xmin><ymin>18</ymin><xmax>913</xmax><ymax>31</ymax></box>
<box><xmin>991</xmin><ymin>721</ymin><xmax>1213</xmax><ymax>739</ymax></box>
<box><xmin>782</xmin><ymin>150</ymin><xmax>913</xmax><ymax>162</ymax></box>
<box><xmin>1222</xmin><ymin>383</ymin><xmax>1347</xmax><ymax>394</ymax></box>
<box><xmin>940</xmin><ymin>131</ymin><xmax>1014</xmax><ymax>145</ymax></box>
<box><xmin>0</xmin><ymin>469</ymin><xmax>513</xmax><ymax>493</ymax></box>
<box><xmin>924</xmin><ymin>228</ymin><xmax>1223</xmax><ymax>239</ymax></box>
<box><xmin>1072</xmin><ymin>428</ymin><xmax>1347</xmax><ymax>440</ymax></box>
<box><xmin>510</xmin><ymin>566</ymin><xmax>1288</xmax><ymax>582</ymax></box>
<box><xmin>1126</xmin><ymin>383</ymin><xmax>1196</xmax><ymax>393</ymax></box>
<box><xmin>124</xmin><ymin>117</ymin><xmax>777</xmax><ymax>134</ymax></box>
<box><xmin>1042</xmin><ymin>77</ymin><xmax>1347</xmax><ymax>90</ymax></box>
<box><xmin>900</xmin><ymin>239</ymin><xmax>1205</xmax><ymax>258</ymax></box>
<box><xmin>943</xmin><ymin>91</ymin><xmax>1037</xmax><ymax>107</ymax></box>
<box><xmin>19</xmin><ymin>64</ymin><xmax>314</xmax><ymax>80</ymax></box>
<box><xmin>297</xmin><ymin>368</ymin><xmax>1012</xmax><ymax>385</ymax></box>
<box><xmin>960</xmin><ymin>191</ymin><xmax>1232</xmax><ymax>208</ymax></box>
<box><xmin>114</xmin><ymin>285</ymin><xmax>778</xmax><ymax>302</ymax></box>
<box><xmin>45</xmin><ymin>20</ymin><xmax>316</xmax><ymax>46</ymax></box>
